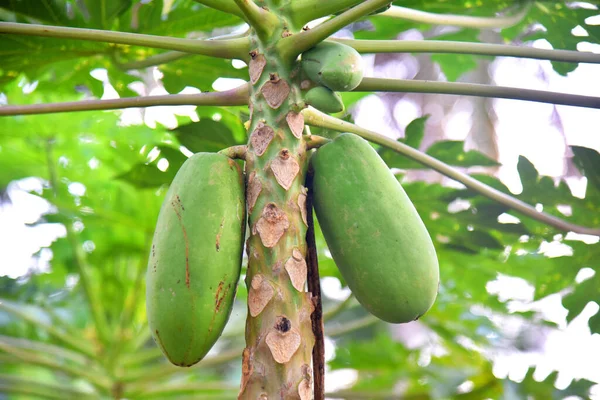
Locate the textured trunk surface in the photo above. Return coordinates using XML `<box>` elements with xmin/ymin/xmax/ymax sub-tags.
<box><xmin>239</xmin><ymin>2</ymin><xmax>316</xmax><ymax>398</ymax></box>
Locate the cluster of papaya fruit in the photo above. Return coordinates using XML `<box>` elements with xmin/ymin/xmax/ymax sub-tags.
<box><xmin>301</xmin><ymin>41</ymin><xmax>364</xmax><ymax>113</ymax></box>
<box><xmin>145</xmin><ymin>41</ymin><xmax>439</xmax><ymax>367</ymax></box>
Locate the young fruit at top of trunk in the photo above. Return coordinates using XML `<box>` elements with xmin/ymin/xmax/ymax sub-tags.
<box><xmin>146</xmin><ymin>152</ymin><xmax>246</xmax><ymax>367</ymax></box>
<box><xmin>310</xmin><ymin>133</ymin><xmax>439</xmax><ymax>323</ymax></box>
<box><xmin>304</xmin><ymin>86</ymin><xmax>345</xmax><ymax>114</ymax></box>
<box><xmin>301</xmin><ymin>41</ymin><xmax>364</xmax><ymax>92</ymax></box>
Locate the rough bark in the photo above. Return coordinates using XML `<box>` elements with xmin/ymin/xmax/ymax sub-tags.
<box><xmin>239</xmin><ymin>2</ymin><xmax>315</xmax><ymax>398</ymax></box>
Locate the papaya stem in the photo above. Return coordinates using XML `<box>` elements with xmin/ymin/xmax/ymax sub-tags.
<box><xmin>379</xmin><ymin>2</ymin><xmax>531</xmax><ymax>29</ymax></box>
<box><xmin>0</xmin><ymin>22</ymin><xmax>250</xmax><ymax>59</ymax></box>
<box><xmin>219</xmin><ymin>145</ymin><xmax>248</xmax><ymax>160</ymax></box>
<box><xmin>305</xmin><ymin>135</ymin><xmax>331</xmax><ymax>150</ymax></box>
<box><xmin>306</xmin><ymin>167</ymin><xmax>325</xmax><ymax>400</ymax></box>
<box><xmin>354</xmin><ymin>77</ymin><xmax>600</xmax><ymax>109</ymax></box>
<box><xmin>286</xmin><ymin>0</ymin><xmax>363</xmax><ymax>27</ymax></box>
<box><xmin>334</xmin><ymin>38</ymin><xmax>600</xmax><ymax>65</ymax></box>
<box><xmin>278</xmin><ymin>0</ymin><xmax>393</xmax><ymax>60</ymax></box>
<box><xmin>192</xmin><ymin>0</ymin><xmax>246</xmax><ymax>19</ymax></box>
<box><xmin>0</xmin><ymin>85</ymin><xmax>249</xmax><ymax>116</ymax></box>
<box><xmin>302</xmin><ymin>108</ymin><xmax>600</xmax><ymax>236</ymax></box>
<box><xmin>233</xmin><ymin>0</ymin><xmax>279</xmax><ymax>40</ymax></box>
<box><xmin>118</xmin><ymin>30</ymin><xmax>251</xmax><ymax>70</ymax></box>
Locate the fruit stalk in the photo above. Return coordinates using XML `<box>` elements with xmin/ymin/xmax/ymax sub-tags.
<box><xmin>239</xmin><ymin>1</ymin><xmax>315</xmax><ymax>398</ymax></box>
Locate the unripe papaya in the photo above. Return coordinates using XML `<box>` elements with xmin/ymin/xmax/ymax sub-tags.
<box><xmin>146</xmin><ymin>153</ymin><xmax>246</xmax><ymax>367</ymax></box>
<box><xmin>311</xmin><ymin>134</ymin><xmax>439</xmax><ymax>323</ymax></box>
<box><xmin>304</xmin><ymin>86</ymin><xmax>345</xmax><ymax>114</ymax></box>
<box><xmin>301</xmin><ymin>41</ymin><xmax>364</xmax><ymax>91</ymax></box>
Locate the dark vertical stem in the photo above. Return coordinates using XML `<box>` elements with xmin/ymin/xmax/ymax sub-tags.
<box><xmin>306</xmin><ymin>165</ymin><xmax>325</xmax><ymax>400</ymax></box>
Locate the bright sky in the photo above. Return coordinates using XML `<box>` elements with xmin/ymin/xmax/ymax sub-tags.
<box><xmin>1</xmin><ymin>32</ymin><xmax>599</xmax><ymax>398</ymax></box>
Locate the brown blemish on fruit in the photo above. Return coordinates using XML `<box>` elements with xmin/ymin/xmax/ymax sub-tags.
<box><xmin>246</xmin><ymin>171</ymin><xmax>262</xmax><ymax>213</ymax></box>
<box><xmin>261</xmin><ymin>73</ymin><xmax>290</xmax><ymax>109</ymax></box>
<box><xmin>248</xmin><ymin>274</ymin><xmax>274</xmax><ymax>317</ymax></box>
<box><xmin>266</xmin><ymin>318</ymin><xmax>301</xmax><ymax>364</ymax></box>
<box><xmin>271</xmin><ymin>149</ymin><xmax>300</xmax><ymax>190</ymax></box>
<box><xmin>251</xmin><ymin>121</ymin><xmax>275</xmax><ymax>156</ymax></box>
<box><xmin>215</xmin><ymin>217</ymin><xmax>225</xmax><ymax>251</ymax></box>
<box><xmin>171</xmin><ymin>197</ymin><xmax>190</xmax><ymax>288</ymax></box>
<box><xmin>249</xmin><ymin>52</ymin><xmax>266</xmax><ymax>85</ymax></box>
<box><xmin>281</xmin><ymin>29</ymin><xmax>292</xmax><ymax>38</ymax></box>
<box><xmin>254</xmin><ymin>203</ymin><xmax>289</xmax><ymax>248</ymax></box>
<box><xmin>154</xmin><ymin>329</ymin><xmax>168</xmax><ymax>357</ymax></box>
<box><xmin>285</xmin><ymin>249</ymin><xmax>307</xmax><ymax>292</ymax></box>
<box><xmin>298</xmin><ymin>188</ymin><xmax>308</xmax><ymax>226</ymax></box>
<box><xmin>286</xmin><ymin>111</ymin><xmax>304</xmax><ymax>139</ymax></box>
<box><xmin>214</xmin><ymin>281</ymin><xmax>226</xmax><ymax>311</ymax></box>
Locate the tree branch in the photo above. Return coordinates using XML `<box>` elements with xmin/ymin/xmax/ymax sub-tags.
<box><xmin>46</xmin><ymin>140</ymin><xmax>112</xmax><ymax>346</ymax></box>
<box><xmin>0</xmin><ymin>22</ymin><xmax>250</xmax><ymax>59</ymax></box>
<box><xmin>0</xmin><ymin>300</ymin><xmax>95</xmax><ymax>358</ymax></box>
<box><xmin>121</xmin><ymin>347</ymin><xmax>243</xmax><ymax>384</ymax></box>
<box><xmin>0</xmin><ymin>346</ymin><xmax>111</xmax><ymax>391</ymax></box>
<box><xmin>0</xmin><ymin>374</ymin><xmax>98</xmax><ymax>400</ymax></box>
<box><xmin>233</xmin><ymin>0</ymin><xmax>279</xmax><ymax>39</ymax></box>
<box><xmin>354</xmin><ymin>77</ymin><xmax>600</xmax><ymax>109</ymax></box>
<box><xmin>278</xmin><ymin>0</ymin><xmax>392</xmax><ymax>60</ymax></box>
<box><xmin>327</xmin><ymin>315</ymin><xmax>380</xmax><ymax>337</ymax></box>
<box><xmin>287</xmin><ymin>0</ymin><xmax>363</xmax><ymax>27</ymax></box>
<box><xmin>0</xmin><ymin>334</ymin><xmax>90</xmax><ymax>366</ymax></box>
<box><xmin>119</xmin><ymin>50</ymin><xmax>193</xmax><ymax>70</ymax></box>
<box><xmin>323</xmin><ymin>294</ymin><xmax>356</xmax><ymax>321</ymax></box>
<box><xmin>0</xmin><ymin>85</ymin><xmax>250</xmax><ymax>116</ymax></box>
<box><xmin>379</xmin><ymin>2</ymin><xmax>531</xmax><ymax>29</ymax></box>
<box><xmin>306</xmin><ymin>166</ymin><xmax>325</xmax><ymax>400</ymax></box>
<box><xmin>193</xmin><ymin>0</ymin><xmax>246</xmax><ymax>19</ymax></box>
<box><xmin>219</xmin><ymin>145</ymin><xmax>248</xmax><ymax>160</ymax></box>
<box><xmin>334</xmin><ymin>38</ymin><xmax>600</xmax><ymax>65</ymax></box>
<box><xmin>125</xmin><ymin>381</ymin><xmax>238</xmax><ymax>399</ymax></box>
<box><xmin>302</xmin><ymin>108</ymin><xmax>600</xmax><ymax>236</ymax></box>
<box><xmin>118</xmin><ymin>29</ymin><xmax>251</xmax><ymax>70</ymax></box>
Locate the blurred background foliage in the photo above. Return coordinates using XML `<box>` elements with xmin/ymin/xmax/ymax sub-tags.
<box><xmin>0</xmin><ymin>0</ymin><xmax>599</xmax><ymax>399</ymax></box>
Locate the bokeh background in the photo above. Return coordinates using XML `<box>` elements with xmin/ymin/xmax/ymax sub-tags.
<box><xmin>1</xmin><ymin>1</ymin><xmax>599</xmax><ymax>399</ymax></box>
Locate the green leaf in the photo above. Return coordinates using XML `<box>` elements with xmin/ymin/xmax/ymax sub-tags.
<box><xmin>173</xmin><ymin>117</ymin><xmax>241</xmax><ymax>153</ymax></box>
<box><xmin>116</xmin><ymin>145</ymin><xmax>187</xmax><ymax>188</ymax></box>
<box><xmin>503</xmin><ymin>368</ymin><xmax>594</xmax><ymax>399</ymax></box>
<box><xmin>426</xmin><ymin>141</ymin><xmax>500</xmax><ymax>167</ymax></box>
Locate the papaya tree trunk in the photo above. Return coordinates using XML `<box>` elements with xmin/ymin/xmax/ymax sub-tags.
<box><xmin>239</xmin><ymin>2</ymin><xmax>315</xmax><ymax>398</ymax></box>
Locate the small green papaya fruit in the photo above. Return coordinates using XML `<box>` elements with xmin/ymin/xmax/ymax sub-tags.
<box><xmin>311</xmin><ymin>133</ymin><xmax>439</xmax><ymax>323</ymax></box>
<box><xmin>146</xmin><ymin>153</ymin><xmax>246</xmax><ymax>367</ymax></box>
<box><xmin>301</xmin><ymin>41</ymin><xmax>364</xmax><ymax>91</ymax></box>
<box><xmin>304</xmin><ymin>86</ymin><xmax>345</xmax><ymax>114</ymax></box>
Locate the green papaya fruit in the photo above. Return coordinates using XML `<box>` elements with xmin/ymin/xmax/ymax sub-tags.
<box><xmin>304</xmin><ymin>86</ymin><xmax>345</xmax><ymax>114</ymax></box>
<box><xmin>301</xmin><ymin>41</ymin><xmax>364</xmax><ymax>91</ymax></box>
<box><xmin>311</xmin><ymin>133</ymin><xmax>439</xmax><ymax>323</ymax></box>
<box><xmin>146</xmin><ymin>153</ymin><xmax>246</xmax><ymax>367</ymax></box>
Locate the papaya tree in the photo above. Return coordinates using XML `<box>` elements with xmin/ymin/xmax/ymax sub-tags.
<box><xmin>1</xmin><ymin>0</ymin><xmax>599</xmax><ymax>399</ymax></box>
